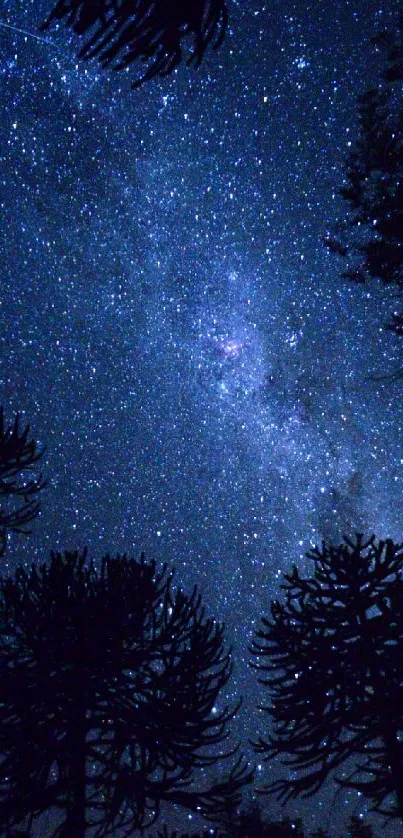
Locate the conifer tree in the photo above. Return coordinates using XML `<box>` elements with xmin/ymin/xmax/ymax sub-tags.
<box><xmin>0</xmin><ymin>407</ymin><xmax>45</xmax><ymax>557</ymax></box>
<box><xmin>251</xmin><ymin>534</ymin><xmax>403</xmax><ymax>822</ymax></box>
<box><xmin>0</xmin><ymin>550</ymin><xmax>250</xmax><ymax>836</ymax></box>
<box><xmin>325</xmin><ymin>14</ymin><xmax>403</xmax><ymax>344</ymax></box>
<box><xmin>42</xmin><ymin>0</ymin><xmax>228</xmax><ymax>88</ymax></box>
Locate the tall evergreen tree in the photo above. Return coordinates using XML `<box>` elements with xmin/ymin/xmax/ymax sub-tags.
<box><xmin>0</xmin><ymin>406</ymin><xmax>45</xmax><ymax>557</ymax></box>
<box><xmin>325</xmin><ymin>14</ymin><xmax>403</xmax><ymax>342</ymax></box>
<box><xmin>250</xmin><ymin>534</ymin><xmax>403</xmax><ymax>822</ymax></box>
<box><xmin>0</xmin><ymin>550</ymin><xmax>251</xmax><ymax>836</ymax></box>
<box><xmin>41</xmin><ymin>0</ymin><xmax>228</xmax><ymax>88</ymax></box>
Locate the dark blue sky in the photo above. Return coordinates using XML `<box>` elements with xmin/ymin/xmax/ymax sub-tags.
<box><xmin>0</xmin><ymin>0</ymin><xmax>402</xmax><ymax>833</ymax></box>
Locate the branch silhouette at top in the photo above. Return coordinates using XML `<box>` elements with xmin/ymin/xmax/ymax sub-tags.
<box><xmin>41</xmin><ymin>0</ymin><xmax>228</xmax><ymax>88</ymax></box>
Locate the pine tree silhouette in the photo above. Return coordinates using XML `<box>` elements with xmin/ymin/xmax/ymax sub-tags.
<box><xmin>0</xmin><ymin>406</ymin><xmax>45</xmax><ymax>557</ymax></box>
<box><xmin>325</xmin><ymin>14</ymin><xmax>403</xmax><ymax>353</ymax></box>
<box><xmin>41</xmin><ymin>0</ymin><xmax>228</xmax><ymax>88</ymax></box>
<box><xmin>250</xmin><ymin>534</ymin><xmax>403</xmax><ymax>822</ymax></box>
<box><xmin>0</xmin><ymin>550</ymin><xmax>251</xmax><ymax>836</ymax></box>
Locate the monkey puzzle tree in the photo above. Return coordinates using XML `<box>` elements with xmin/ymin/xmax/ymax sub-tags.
<box><xmin>42</xmin><ymin>0</ymin><xmax>228</xmax><ymax>88</ymax></box>
<box><xmin>250</xmin><ymin>534</ymin><xmax>403</xmax><ymax>822</ymax></box>
<box><xmin>0</xmin><ymin>550</ymin><xmax>251</xmax><ymax>836</ymax></box>
<box><xmin>325</xmin><ymin>14</ymin><xmax>403</xmax><ymax>346</ymax></box>
<box><xmin>0</xmin><ymin>406</ymin><xmax>45</xmax><ymax>557</ymax></box>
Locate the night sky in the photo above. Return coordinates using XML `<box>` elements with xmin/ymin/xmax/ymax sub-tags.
<box><xmin>0</xmin><ymin>0</ymin><xmax>402</xmax><ymax>834</ymax></box>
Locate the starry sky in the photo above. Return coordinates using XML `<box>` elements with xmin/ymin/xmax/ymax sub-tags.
<box><xmin>0</xmin><ymin>0</ymin><xmax>402</xmax><ymax>833</ymax></box>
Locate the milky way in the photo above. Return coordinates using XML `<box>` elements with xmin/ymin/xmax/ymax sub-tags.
<box><xmin>0</xmin><ymin>0</ymin><xmax>402</xmax><ymax>832</ymax></box>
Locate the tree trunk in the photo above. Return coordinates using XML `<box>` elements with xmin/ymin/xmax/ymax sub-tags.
<box><xmin>63</xmin><ymin>709</ymin><xmax>87</xmax><ymax>837</ymax></box>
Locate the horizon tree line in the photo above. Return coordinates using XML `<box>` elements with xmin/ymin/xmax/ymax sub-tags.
<box><xmin>0</xmin><ymin>405</ymin><xmax>402</xmax><ymax>834</ymax></box>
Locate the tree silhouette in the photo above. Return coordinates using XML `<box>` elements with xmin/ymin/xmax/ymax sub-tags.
<box><xmin>234</xmin><ymin>803</ymin><xmax>304</xmax><ymax>837</ymax></box>
<box><xmin>0</xmin><ymin>406</ymin><xmax>45</xmax><ymax>558</ymax></box>
<box><xmin>325</xmin><ymin>14</ymin><xmax>403</xmax><ymax>342</ymax></box>
<box><xmin>347</xmin><ymin>814</ymin><xmax>374</xmax><ymax>838</ymax></box>
<box><xmin>152</xmin><ymin>812</ymin><xmax>375</xmax><ymax>837</ymax></box>
<box><xmin>0</xmin><ymin>550</ymin><xmax>251</xmax><ymax>836</ymax></box>
<box><xmin>250</xmin><ymin>533</ymin><xmax>403</xmax><ymax>822</ymax></box>
<box><xmin>41</xmin><ymin>0</ymin><xmax>228</xmax><ymax>88</ymax></box>
<box><xmin>154</xmin><ymin>829</ymin><xmax>220</xmax><ymax>838</ymax></box>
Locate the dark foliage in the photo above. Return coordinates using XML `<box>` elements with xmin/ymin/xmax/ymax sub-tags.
<box><xmin>325</xmin><ymin>14</ymin><xmax>403</xmax><ymax>341</ymax></box>
<box><xmin>347</xmin><ymin>814</ymin><xmax>374</xmax><ymax>837</ymax></box>
<box><xmin>250</xmin><ymin>533</ymin><xmax>403</xmax><ymax>821</ymax></box>
<box><xmin>0</xmin><ymin>406</ymin><xmax>45</xmax><ymax>557</ymax></box>
<box><xmin>154</xmin><ymin>832</ymin><xmax>214</xmax><ymax>838</ymax></box>
<box><xmin>152</xmin><ymin>811</ymin><xmax>374</xmax><ymax>837</ymax></box>
<box><xmin>234</xmin><ymin>805</ymin><xmax>304</xmax><ymax>837</ymax></box>
<box><xmin>0</xmin><ymin>550</ymin><xmax>251</xmax><ymax>836</ymax></box>
<box><xmin>42</xmin><ymin>0</ymin><xmax>228</xmax><ymax>88</ymax></box>
<box><xmin>203</xmin><ymin>798</ymin><xmax>306</xmax><ymax>837</ymax></box>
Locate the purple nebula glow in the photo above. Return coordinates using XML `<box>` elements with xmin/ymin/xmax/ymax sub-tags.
<box><xmin>215</xmin><ymin>338</ymin><xmax>244</xmax><ymax>359</ymax></box>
